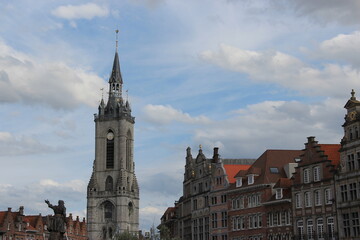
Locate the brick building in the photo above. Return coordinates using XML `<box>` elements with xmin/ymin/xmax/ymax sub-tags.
<box><xmin>291</xmin><ymin>137</ymin><xmax>340</xmax><ymax>240</ymax></box>
<box><xmin>228</xmin><ymin>149</ymin><xmax>302</xmax><ymax>240</ymax></box>
<box><xmin>0</xmin><ymin>206</ymin><xmax>87</xmax><ymax>240</ymax></box>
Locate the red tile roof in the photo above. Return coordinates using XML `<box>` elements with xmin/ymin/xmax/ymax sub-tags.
<box><xmin>319</xmin><ymin>144</ymin><xmax>341</xmax><ymax>166</ymax></box>
<box><xmin>0</xmin><ymin>212</ymin><xmax>6</xmax><ymax>225</ymax></box>
<box><xmin>224</xmin><ymin>164</ymin><xmax>251</xmax><ymax>183</ymax></box>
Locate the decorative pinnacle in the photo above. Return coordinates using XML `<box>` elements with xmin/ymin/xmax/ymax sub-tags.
<box><xmin>100</xmin><ymin>88</ymin><xmax>104</xmax><ymax>99</ymax></box>
<box><xmin>351</xmin><ymin>89</ymin><xmax>356</xmax><ymax>100</ymax></box>
<box><xmin>115</xmin><ymin>29</ymin><xmax>119</xmax><ymax>52</ymax></box>
<box><xmin>199</xmin><ymin>144</ymin><xmax>202</xmax><ymax>150</ymax></box>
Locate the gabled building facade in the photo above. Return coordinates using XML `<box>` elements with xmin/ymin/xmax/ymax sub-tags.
<box><xmin>336</xmin><ymin>90</ymin><xmax>360</xmax><ymax>240</ymax></box>
<box><xmin>292</xmin><ymin>137</ymin><xmax>340</xmax><ymax>240</ymax></box>
<box><xmin>228</xmin><ymin>149</ymin><xmax>302</xmax><ymax>240</ymax></box>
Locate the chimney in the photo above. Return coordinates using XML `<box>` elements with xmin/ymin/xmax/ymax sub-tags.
<box><xmin>8</xmin><ymin>207</ymin><xmax>11</xmax><ymax>212</ymax></box>
<box><xmin>213</xmin><ymin>147</ymin><xmax>219</xmax><ymax>163</ymax></box>
<box><xmin>19</xmin><ymin>206</ymin><xmax>24</xmax><ymax>216</ymax></box>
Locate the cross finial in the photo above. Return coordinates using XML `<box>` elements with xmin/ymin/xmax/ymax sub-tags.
<box><xmin>115</xmin><ymin>29</ymin><xmax>119</xmax><ymax>52</ymax></box>
<box><xmin>351</xmin><ymin>89</ymin><xmax>356</xmax><ymax>100</ymax></box>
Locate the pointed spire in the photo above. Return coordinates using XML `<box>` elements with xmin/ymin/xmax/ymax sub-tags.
<box><xmin>109</xmin><ymin>51</ymin><xmax>123</xmax><ymax>84</ymax></box>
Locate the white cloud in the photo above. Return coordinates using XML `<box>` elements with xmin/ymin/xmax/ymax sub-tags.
<box><xmin>52</xmin><ymin>3</ymin><xmax>109</xmax><ymax>20</ymax></box>
<box><xmin>0</xmin><ymin>131</ymin><xmax>60</xmax><ymax>156</ymax></box>
<box><xmin>192</xmin><ymin>99</ymin><xmax>344</xmax><ymax>158</ymax></box>
<box><xmin>0</xmin><ymin>40</ymin><xmax>106</xmax><ymax>109</ymax></box>
<box><xmin>143</xmin><ymin>104</ymin><xmax>211</xmax><ymax>125</ymax></box>
<box><xmin>318</xmin><ymin>31</ymin><xmax>360</xmax><ymax>68</ymax></box>
<box><xmin>0</xmin><ymin>179</ymin><xmax>86</xmax><ymax>219</ymax></box>
<box><xmin>200</xmin><ymin>43</ymin><xmax>360</xmax><ymax>99</ymax></box>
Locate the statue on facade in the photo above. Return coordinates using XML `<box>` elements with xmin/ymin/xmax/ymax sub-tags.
<box><xmin>45</xmin><ymin>199</ymin><xmax>66</xmax><ymax>240</ymax></box>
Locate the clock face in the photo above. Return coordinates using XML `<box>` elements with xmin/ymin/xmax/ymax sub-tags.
<box><xmin>107</xmin><ymin>132</ymin><xmax>114</xmax><ymax>140</ymax></box>
<box><xmin>349</xmin><ymin>111</ymin><xmax>357</xmax><ymax>121</ymax></box>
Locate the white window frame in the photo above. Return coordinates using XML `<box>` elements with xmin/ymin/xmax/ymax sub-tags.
<box><xmin>313</xmin><ymin>166</ymin><xmax>320</xmax><ymax>182</ymax></box>
<box><xmin>248</xmin><ymin>174</ymin><xmax>254</xmax><ymax>185</ymax></box>
<box><xmin>295</xmin><ymin>193</ymin><xmax>302</xmax><ymax>208</ymax></box>
<box><xmin>304</xmin><ymin>168</ymin><xmax>310</xmax><ymax>183</ymax></box>
<box><xmin>276</xmin><ymin>188</ymin><xmax>283</xmax><ymax>200</ymax></box>
<box><xmin>304</xmin><ymin>192</ymin><xmax>311</xmax><ymax>207</ymax></box>
<box><xmin>307</xmin><ymin>219</ymin><xmax>314</xmax><ymax>240</ymax></box>
<box><xmin>314</xmin><ymin>190</ymin><xmax>321</xmax><ymax>206</ymax></box>
<box><xmin>236</xmin><ymin>178</ymin><xmax>242</xmax><ymax>187</ymax></box>
<box><xmin>325</xmin><ymin>188</ymin><xmax>332</xmax><ymax>205</ymax></box>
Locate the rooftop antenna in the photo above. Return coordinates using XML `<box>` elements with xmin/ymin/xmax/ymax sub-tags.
<box><xmin>115</xmin><ymin>29</ymin><xmax>119</xmax><ymax>52</ymax></box>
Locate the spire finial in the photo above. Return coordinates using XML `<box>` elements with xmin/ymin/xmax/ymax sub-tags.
<box><xmin>115</xmin><ymin>29</ymin><xmax>119</xmax><ymax>52</ymax></box>
<box><xmin>100</xmin><ymin>88</ymin><xmax>104</xmax><ymax>99</ymax></box>
<box><xmin>199</xmin><ymin>144</ymin><xmax>202</xmax><ymax>150</ymax></box>
<box><xmin>126</xmin><ymin>89</ymin><xmax>129</xmax><ymax>102</ymax></box>
<box><xmin>351</xmin><ymin>89</ymin><xmax>356</xmax><ymax>100</ymax></box>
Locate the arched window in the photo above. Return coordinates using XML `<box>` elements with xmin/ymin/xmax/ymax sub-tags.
<box><xmin>102</xmin><ymin>227</ymin><xmax>107</xmax><ymax>240</ymax></box>
<box><xmin>126</xmin><ymin>131</ymin><xmax>132</xmax><ymax>170</ymax></box>
<box><xmin>105</xmin><ymin>176</ymin><xmax>113</xmax><ymax>191</ymax></box>
<box><xmin>106</xmin><ymin>130</ymin><xmax>114</xmax><ymax>169</ymax></box>
<box><xmin>104</xmin><ymin>202</ymin><xmax>114</xmax><ymax>220</ymax></box>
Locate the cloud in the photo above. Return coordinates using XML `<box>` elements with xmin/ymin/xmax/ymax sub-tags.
<box><xmin>0</xmin><ymin>179</ymin><xmax>86</xmax><ymax>219</ymax></box>
<box><xmin>192</xmin><ymin>99</ymin><xmax>344</xmax><ymax>158</ymax></box>
<box><xmin>0</xmin><ymin>131</ymin><xmax>61</xmax><ymax>156</ymax></box>
<box><xmin>317</xmin><ymin>31</ymin><xmax>360</xmax><ymax>68</ymax></box>
<box><xmin>284</xmin><ymin>0</ymin><xmax>360</xmax><ymax>26</ymax></box>
<box><xmin>0</xmin><ymin>40</ymin><xmax>106</xmax><ymax>109</ymax></box>
<box><xmin>142</xmin><ymin>104</ymin><xmax>211</xmax><ymax>125</ymax></box>
<box><xmin>200</xmin><ymin>43</ymin><xmax>360</xmax><ymax>99</ymax></box>
<box><xmin>52</xmin><ymin>3</ymin><xmax>109</xmax><ymax>20</ymax></box>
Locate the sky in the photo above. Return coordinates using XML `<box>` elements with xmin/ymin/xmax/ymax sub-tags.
<box><xmin>0</xmin><ymin>0</ymin><xmax>360</xmax><ymax>232</ymax></box>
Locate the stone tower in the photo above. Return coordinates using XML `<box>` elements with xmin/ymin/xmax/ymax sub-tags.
<box><xmin>87</xmin><ymin>46</ymin><xmax>139</xmax><ymax>240</ymax></box>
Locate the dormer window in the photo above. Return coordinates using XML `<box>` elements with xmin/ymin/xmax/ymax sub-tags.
<box><xmin>275</xmin><ymin>188</ymin><xmax>283</xmax><ymax>199</ymax></box>
<box><xmin>248</xmin><ymin>174</ymin><xmax>254</xmax><ymax>185</ymax></box>
<box><xmin>236</xmin><ymin>178</ymin><xmax>242</xmax><ymax>187</ymax></box>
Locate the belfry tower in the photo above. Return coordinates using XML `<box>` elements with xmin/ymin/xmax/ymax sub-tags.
<box><xmin>87</xmin><ymin>33</ymin><xmax>139</xmax><ymax>240</ymax></box>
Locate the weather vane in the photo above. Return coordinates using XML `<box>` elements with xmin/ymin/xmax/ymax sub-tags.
<box><xmin>115</xmin><ymin>29</ymin><xmax>119</xmax><ymax>52</ymax></box>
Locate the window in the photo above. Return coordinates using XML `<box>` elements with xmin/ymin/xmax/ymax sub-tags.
<box><xmin>341</xmin><ymin>185</ymin><xmax>348</xmax><ymax>202</ymax></box>
<box><xmin>276</xmin><ymin>189</ymin><xmax>283</xmax><ymax>200</ymax></box>
<box><xmin>347</xmin><ymin>154</ymin><xmax>355</xmax><ymax>171</ymax></box>
<box><xmin>106</xmin><ymin>131</ymin><xmax>115</xmax><ymax>169</ymax></box>
<box><xmin>104</xmin><ymin>202</ymin><xmax>114</xmax><ymax>220</ymax></box>
<box><xmin>248</xmin><ymin>196</ymin><xmax>253</xmax><ymax>208</ymax></box>
<box><xmin>221</xmin><ymin>212</ymin><xmax>227</xmax><ymax>227</ymax></box>
<box><xmin>343</xmin><ymin>213</ymin><xmax>350</xmax><ymax>237</ymax></box>
<box><xmin>212</xmin><ymin>213</ymin><xmax>217</xmax><ymax>229</ymax></box>
<box><xmin>307</xmin><ymin>219</ymin><xmax>314</xmax><ymax>240</ymax></box>
<box><xmin>126</xmin><ymin>131</ymin><xmax>132</xmax><ymax>170</ymax></box>
<box><xmin>236</xmin><ymin>178</ymin><xmax>242</xmax><ymax>187</ymax></box>
<box><xmin>297</xmin><ymin>220</ymin><xmax>304</xmax><ymax>240</ymax></box>
<box><xmin>105</xmin><ymin>176</ymin><xmax>113</xmax><ymax>191</ymax></box>
<box><xmin>303</xmin><ymin>168</ymin><xmax>310</xmax><ymax>183</ymax></box>
<box><xmin>349</xmin><ymin>183</ymin><xmax>357</xmax><ymax>201</ymax></box>
<box><xmin>357</xmin><ymin>152</ymin><xmax>360</xmax><ymax>170</ymax></box>
<box><xmin>248</xmin><ymin>175</ymin><xmax>254</xmax><ymax>185</ymax></box>
<box><xmin>313</xmin><ymin>166</ymin><xmax>320</xmax><ymax>182</ymax></box>
<box><xmin>325</xmin><ymin>188</ymin><xmax>332</xmax><ymax>204</ymax></box>
<box><xmin>314</xmin><ymin>190</ymin><xmax>321</xmax><ymax>206</ymax></box>
<box><xmin>352</xmin><ymin>212</ymin><xmax>360</xmax><ymax>237</ymax></box>
<box><xmin>285</xmin><ymin>211</ymin><xmax>291</xmax><ymax>225</ymax></box>
<box><xmin>304</xmin><ymin>192</ymin><xmax>311</xmax><ymax>207</ymax></box>
<box><xmin>193</xmin><ymin>199</ymin><xmax>198</xmax><ymax>210</ymax></box>
<box><xmin>295</xmin><ymin>193</ymin><xmax>302</xmax><ymax>208</ymax></box>
<box><xmin>221</xmin><ymin>195</ymin><xmax>227</xmax><ymax>203</ymax></box>
<box><xmin>327</xmin><ymin>217</ymin><xmax>334</xmax><ymax>239</ymax></box>
<box><xmin>270</xmin><ymin>167</ymin><xmax>279</xmax><ymax>173</ymax></box>
<box><xmin>212</xmin><ymin>197</ymin><xmax>217</xmax><ymax>205</ymax></box>
<box><xmin>317</xmin><ymin>218</ymin><xmax>324</xmax><ymax>239</ymax></box>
